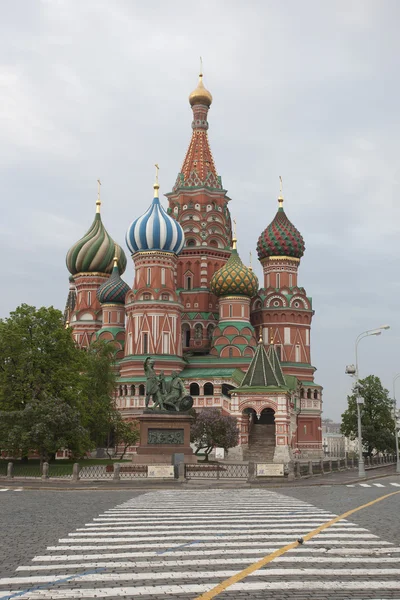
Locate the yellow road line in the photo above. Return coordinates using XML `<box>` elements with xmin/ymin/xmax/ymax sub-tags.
<box><xmin>194</xmin><ymin>489</ymin><xmax>400</xmax><ymax>600</ymax></box>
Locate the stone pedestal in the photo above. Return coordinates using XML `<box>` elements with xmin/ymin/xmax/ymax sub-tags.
<box><xmin>132</xmin><ymin>411</ymin><xmax>197</xmax><ymax>464</ymax></box>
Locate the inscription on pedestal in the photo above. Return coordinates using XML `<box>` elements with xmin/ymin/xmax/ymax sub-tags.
<box><xmin>147</xmin><ymin>428</ymin><xmax>184</xmax><ymax>445</ymax></box>
<box><xmin>256</xmin><ymin>463</ymin><xmax>284</xmax><ymax>477</ymax></box>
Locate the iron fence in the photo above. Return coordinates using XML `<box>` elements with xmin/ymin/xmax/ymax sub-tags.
<box><xmin>12</xmin><ymin>463</ymin><xmax>42</xmax><ymax>478</ymax></box>
<box><xmin>119</xmin><ymin>465</ymin><xmax>147</xmax><ymax>478</ymax></box>
<box><xmin>48</xmin><ymin>464</ymin><xmax>73</xmax><ymax>478</ymax></box>
<box><xmin>79</xmin><ymin>465</ymin><xmax>113</xmax><ymax>479</ymax></box>
<box><xmin>0</xmin><ymin>462</ymin><xmax>8</xmax><ymax>477</ymax></box>
<box><xmin>185</xmin><ymin>463</ymin><xmax>248</xmax><ymax>479</ymax></box>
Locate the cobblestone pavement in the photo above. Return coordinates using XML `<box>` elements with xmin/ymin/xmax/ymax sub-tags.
<box><xmin>1</xmin><ymin>484</ymin><xmax>400</xmax><ymax>599</ymax></box>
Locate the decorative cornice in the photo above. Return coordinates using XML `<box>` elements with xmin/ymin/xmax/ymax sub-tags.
<box><xmin>262</xmin><ymin>256</ymin><xmax>300</xmax><ymax>263</ymax></box>
<box><xmin>73</xmin><ymin>272</ymin><xmax>110</xmax><ymax>279</ymax></box>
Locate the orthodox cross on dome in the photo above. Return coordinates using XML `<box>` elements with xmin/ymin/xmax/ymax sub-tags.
<box><xmin>96</xmin><ymin>178</ymin><xmax>101</xmax><ymax>213</ymax></box>
<box><xmin>154</xmin><ymin>163</ymin><xmax>160</xmax><ymax>198</ymax></box>
<box><xmin>232</xmin><ymin>218</ymin><xmax>237</xmax><ymax>250</ymax></box>
<box><xmin>278</xmin><ymin>175</ymin><xmax>284</xmax><ymax>209</ymax></box>
<box><xmin>249</xmin><ymin>250</ymin><xmax>253</xmax><ymax>271</ymax></box>
<box><xmin>200</xmin><ymin>55</ymin><xmax>203</xmax><ymax>75</ymax></box>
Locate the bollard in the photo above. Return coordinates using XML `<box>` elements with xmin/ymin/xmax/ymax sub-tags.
<box><xmin>72</xmin><ymin>463</ymin><xmax>80</xmax><ymax>482</ymax></box>
<box><xmin>247</xmin><ymin>462</ymin><xmax>255</xmax><ymax>481</ymax></box>
<box><xmin>295</xmin><ymin>461</ymin><xmax>301</xmax><ymax>478</ymax></box>
<box><xmin>6</xmin><ymin>462</ymin><xmax>13</xmax><ymax>480</ymax></box>
<box><xmin>177</xmin><ymin>462</ymin><xmax>185</xmax><ymax>481</ymax></box>
<box><xmin>42</xmin><ymin>462</ymin><xmax>49</xmax><ymax>480</ymax></box>
<box><xmin>329</xmin><ymin>459</ymin><xmax>332</xmax><ymax>472</ymax></box>
<box><xmin>320</xmin><ymin>459</ymin><xmax>325</xmax><ymax>474</ymax></box>
<box><xmin>308</xmin><ymin>460</ymin><xmax>313</xmax><ymax>476</ymax></box>
<box><xmin>113</xmin><ymin>463</ymin><xmax>121</xmax><ymax>481</ymax></box>
<box><xmin>344</xmin><ymin>456</ymin><xmax>348</xmax><ymax>469</ymax></box>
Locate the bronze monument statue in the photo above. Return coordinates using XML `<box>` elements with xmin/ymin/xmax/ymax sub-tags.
<box><xmin>143</xmin><ymin>358</ymin><xmax>193</xmax><ymax>412</ymax></box>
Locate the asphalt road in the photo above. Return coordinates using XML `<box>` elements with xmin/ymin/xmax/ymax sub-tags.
<box><xmin>1</xmin><ymin>473</ymin><xmax>400</xmax><ymax>599</ymax></box>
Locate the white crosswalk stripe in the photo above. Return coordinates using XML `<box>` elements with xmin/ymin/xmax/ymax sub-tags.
<box><xmin>1</xmin><ymin>489</ymin><xmax>400</xmax><ymax>599</ymax></box>
<box><xmin>0</xmin><ymin>487</ymin><xmax>23</xmax><ymax>492</ymax></box>
<box><xmin>346</xmin><ymin>481</ymin><xmax>400</xmax><ymax>488</ymax></box>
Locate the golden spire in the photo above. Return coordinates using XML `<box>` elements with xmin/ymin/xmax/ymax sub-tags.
<box><xmin>232</xmin><ymin>218</ymin><xmax>237</xmax><ymax>250</ymax></box>
<box><xmin>96</xmin><ymin>179</ymin><xmax>101</xmax><ymax>213</ymax></box>
<box><xmin>259</xmin><ymin>326</ymin><xmax>263</xmax><ymax>344</ymax></box>
<box><xmin>189</xmin><ymin>58</ymin><xmax>213</xmax><ymax>107</ymax></box>
<box><xmin>65</xmin><ymin>320</ymin><xmax>70</xmax><ymax>329</ymax></box>
<box><xmin>270</xmin><ymin>335</ymin><xmax>274</xmax><ymax>345</ymax></box>
<box><xmin>278</xmin><ymin>175</ymin><xmax>284</xmax><ymax>209</ymax></box>
<box><xmin>154</xmin><ymin>163</ymin><xmax>160</xmax><ymax>198</ymax></box>
<box><xmin>249</xmin><ymin>250</ymin><xmax>253</xmax><ymax>271</ymax></box>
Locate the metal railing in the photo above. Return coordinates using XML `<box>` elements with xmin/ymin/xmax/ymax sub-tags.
<box><xmin>185</xmin><ymin>463</ymin><xmax>249</xmax><ymax>479</ymax></box>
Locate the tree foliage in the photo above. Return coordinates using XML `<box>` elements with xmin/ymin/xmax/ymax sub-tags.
<box><xmin>0</xmin><ymin>304</ymin><xmax>121</xmax><ymax>461</ymax></box>
<box><xmin>341</xmin><ymin>375</ymin><xmax>396</xmax><ymax>456</ymax></box>
<box><xmin>190</xmin><ymin>408</ymin><xmax>239</xmax><ymax>461</ymax></box>
<box><xmin>106</xmin><ymin>414</ymin><xmax>140</xmax><ymax>460</ymax></box>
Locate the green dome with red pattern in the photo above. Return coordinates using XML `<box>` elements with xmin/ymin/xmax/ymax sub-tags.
<box><xmin>210</xmin><ymin>247</ymin><xmax>259</xmax><ymax>298</ymax></box>
<box><xmin>257</xmin><ymin>206</ymin><xmax>305</xmax><ymax>260</ymax></box>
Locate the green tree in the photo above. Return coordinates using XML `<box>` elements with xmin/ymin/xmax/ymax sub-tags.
<box><xmin>106</xmin><ymin>414</ymin><xmax>140</xmax><ymax>460</ymax></box>
<box><xmin>341</xmin><ymin>375</ymin><xmax>396</xmax><ymax>456</ymax></box>
<box><xmin>80</xmin><ymin>340</ymin><xmax>118</xmax><ymax>447</ymax></box>
<box><xmin>0</xmin><ymin>397</ymin><xmax>90</xmax><ymax>465</ymax></box>
<box><xmin>0</xmin><ymin>304</ymin><xmax>84</xmax><ymax>411</ymax></box>
<box><xmin>190</xmin><ymin>408</ymin><xmax>239</xmax><ymax>461</ymax></box>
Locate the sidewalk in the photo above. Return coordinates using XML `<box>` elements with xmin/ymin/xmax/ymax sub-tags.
<box><xmin>1</xmin><ymin>463</ymin><xmax>398</xmax><ymax>491</ymax></box>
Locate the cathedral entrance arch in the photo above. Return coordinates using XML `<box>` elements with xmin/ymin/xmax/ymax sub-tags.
<box><xmin>242</xmin><ymin>407</ymin><xmax>257</xmax><ymax>424</ymax></box>
<box><xmin>259</xmin><ymin>407</ymin><xmax>275</xmax><ymax>425</ymax></box>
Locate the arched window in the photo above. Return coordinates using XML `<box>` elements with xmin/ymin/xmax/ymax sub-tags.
<box><xmin>186</xmin><ymin>276</ymin><xmax>192</xmax><ymax>290</ymax></box>
<box><xmin>124</xmin><ymin>385</ymin><xmax>128</xmax><ymax>396</ymax></box>
<box><xmin>119</xmin><ymin>386</ymin><xmax>123</xmax><ymax>397</ymax></box>
<box><xmin>314</xmin><ymin>389</ymin><xmax>318</xmax><ymax>399</ymax></box>
<box><xmin>195</xmin><ymin>324</ymin><xmax>203</xmax><ymax>339</ymax></box>
<box><xmin>207</xmin><ymin>324</ymin><xmax>214</xmax><ymax>341</ymax></box>
<box><xmin>307</xmin><ymin>389</ymin><xmax>312</xmax><ymax>399</ymax></box>
<box><xmin>204</xmin><ymin>382</ymin><xmax>214</xmax><ymax>396</ymax></box>
<box><xmin>222</xmin><ymin>383</ymin><xmax>235</xmax><ymax>397</ymax></box>
<box><xmin>130</xmin><ymin>385</ymin><xmax>135</xmax><ymax>396</ymax></box>
<box><xmin>190</xmin><ymin>382</ymin><xmax>200</xmax><ymax>396</ymax></box>
<box><xmin>301</xmin><ymin>388</ymin><xmax>305</xmax><ymax>398</ymax></box>
<box><xmin>182</xmin><ymin>324</ymin><xmax>191</xmax><ymax>348</ymax></box>
<box><xmin>229</xmin><ymin>347</ymin><xmax>233</xmax><ymax>357</ymax></box>
<box><xmin>187</xmin><ymin>239</ymin><xmax>196</xmax><ymax>247</ymax></box>
<box><xmin>139</xmin><ymin>384</ymin><xmax>145</xmax><ymax>396</ymax></box>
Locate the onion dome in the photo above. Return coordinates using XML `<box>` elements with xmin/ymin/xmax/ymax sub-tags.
<box><xmin>210</xmin><ymin>240</ymin><xmax>259</xmax><ymax>298</ymax></box>
<box><xmin>66</xmin><ymin>186</ymin><xmax>127</xmax><ymax>275</ymax></box>
<box><xmin>97</xmin><ymin>258</ymin><xmax>130</xmax><ymax>305</ymax></box>
<box><xmin>257</xmin><ymin>192</ymin><xmax>305</xmax><ymax>261</ymax></box>
<box><xmin>189</xmin><ymin>73</ymin><xmax>213</xmax><ymax>107</ymax></box>
<box><xmin>126</xmin><ymin>177</ymin><xmax>184</xmax><ymax>255</ymax></box>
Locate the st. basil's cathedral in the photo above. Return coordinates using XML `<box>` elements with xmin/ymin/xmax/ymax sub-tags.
<box><xmin>64</xmin><ymin>72</ymin><xmax>323</xmax><ymax>462</ymax></box>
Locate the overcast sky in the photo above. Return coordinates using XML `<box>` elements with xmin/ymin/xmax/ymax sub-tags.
<box><xmin>1</xmin><ymin>0</ymin><xmax>399</xmax><ymax>420</ymax></box>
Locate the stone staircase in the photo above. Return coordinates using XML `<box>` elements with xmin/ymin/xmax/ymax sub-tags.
<box><xmin>246</xmin><ymin>424</ymin><xmax>276</xmax><ymax>462</ymax></box>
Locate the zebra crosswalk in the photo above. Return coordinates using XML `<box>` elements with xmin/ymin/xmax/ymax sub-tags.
<box><xmin>1</xmin><ymin>489</ymin><xmax>400</xmax><ymax>599</ymax></box>
<box><xmin>347</xmin><ymin>482</ymin><xmax>400</xmax><ymax>488</ymax></box>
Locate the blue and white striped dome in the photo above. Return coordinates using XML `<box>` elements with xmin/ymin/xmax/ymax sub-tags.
<box><xmin>126</xmin><ymin>192</ymin><xmax>185</xmax><ymax>255</ymax></box>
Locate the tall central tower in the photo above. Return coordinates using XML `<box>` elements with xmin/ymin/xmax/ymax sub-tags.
<box><xmin>166</xmin><ymin>71</ymin><xmax>232</xmax><ymax>354</ymax></box>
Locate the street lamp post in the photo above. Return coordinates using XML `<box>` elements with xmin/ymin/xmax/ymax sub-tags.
<box><xmin>392</xmin><ymin>375</ymin><xmax>400</xmax><ymax>474</ymax></box>
<box><xmin>346</xmin><ymin>325</ymin><xmax>390</xmax><ymax>479</ymax></box>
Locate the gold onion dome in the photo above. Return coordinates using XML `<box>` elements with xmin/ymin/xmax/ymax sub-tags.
<box><xmin>189</xmin><ymin>73</ymin><xmax>213</xmax><ymax>107</ymax></box>
<box><xmin>210</xmin><ymin>241</ymin><xmax>259</xmax><ymax>298</ymax></box>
